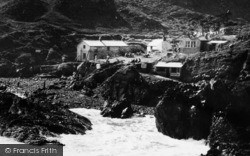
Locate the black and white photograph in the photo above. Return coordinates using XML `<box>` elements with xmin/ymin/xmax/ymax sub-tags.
<box><xmin>0</xmin><ymin>0</ymin><xmax>249</xmax><ymax>156</ymax></box>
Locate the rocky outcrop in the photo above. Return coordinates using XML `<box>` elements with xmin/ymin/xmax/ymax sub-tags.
<box><xmin>155</xmin><ymin>35</ymin><xmax>250</xmax><ymax>155</ymax></box>
<box><xmin>206</xmin><ymin>114</ymin><xmax>250</xmax><ymax>156</ymax></box>
<box><xmin>0</xmin><ymin>90</ymin><xmax>92</xmax><ymax>145</ymax></box>
<box><xmin>99</xmin><ymin>65</ymin><xmax>186</xmax><ymax>118</ymax></box>
<box><xmin>155</xmin><ymin>77</ymin><xmax>250</xmax><ymax>155</ymax></box>
<box><xmin>57</xmin><ymin>62</ymin><xmax>76</xmax><ymax>77</ymax></box>
<box><xmin>205</xmin><ymin>80</ymin><xmax>250</xmax><ymax>156</ymax></box>
<box><xmin>155</xmin><ymin>82</ymin><xmax>213</xmax><ymax>140</ymax></box>
<box><xmin>76</xmin><ymin>61</ymin><xmax>96</xmax><ymax>78</ymax></box>
<box><xmin>71</xmin><ymin>62</ymin><xmax>124</xmax><ymax>90</ymax></box>
<box><xmin>84</xmin><ymin>62</ymin><xmax>124</xmax><ymax>89</ymax></box>
<box><xmin>100</xmin><ymin>65</ymin><xmax>147</xmax><ymax>118</ymax></box>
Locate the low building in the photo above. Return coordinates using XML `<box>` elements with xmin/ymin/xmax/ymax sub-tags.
<box><xmin>155</xmin><ymin>62</ymin><xmax>183</xmax><ymax>77</ymax></box>
<box><xmin>147</xmin><ymin>37</ymin><xmax>172</xmax><ymax>54</ymax></box>
<box><xmin>207</xmin><ymin>40</ymin><xmax>228</xmax><ymax>51</ymax></box>
<box><xmin>77</xmin><ymin>40</ymin><xmax>129</xmax><ymax>61</ymax></box>
<box><xmin>177</xmin><ymin>37</ymin><xmax>201</xmax><ymax>54</ymax></box>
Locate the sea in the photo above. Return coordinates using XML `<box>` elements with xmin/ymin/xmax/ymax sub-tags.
<box><xmin>0</xmin><ymin>108</ymin><xmax>209</xmax><ymax>156</ymax></box>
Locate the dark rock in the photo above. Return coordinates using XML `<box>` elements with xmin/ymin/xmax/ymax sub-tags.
<box><xmin>77</xmin><ymin>61</ymin><xmax>96</xmax><ymax>78</ymax></box>
<box><xmin>84</xmin><ymin>62</ymin><xmax>124</xmax><ymax>89</ymax></box>
<box><xmin>152</xmin><ymin>35</ymin><xmax>250</xmax><ymax>156</ymax></box>
<box><xmin>83</xmin><ymin>87</ymin><xmax>94</xmax><ymax>97</ymax></box>
<box><xmin>101</xmin><ymin>99</ymin><xmax>133</xmax><ymax>119</ymax></box>
<box><xmin>72</xmin><ymin>62</ymin><xmax>123</xmax><ymax>90</ymax></box>
<box><xmin>99</xmin><ymin>65</ymin><xmax>184</xmax><ymax>118</ymax></box>
<box><xmin>100</xmin><ymin>65</ymin><xmax>147</xmax><ymax>118</ymax></box>
<box><xmin>155</xmin><ymin>83</ymin><xmax>212</xmax><ymax>140</ymax></box>
<box><xmin>0</xmin><ymin>59</ymin><xmax>17</xmax><ymax>77</ymax></box>
<box><xmin>57</xmin><ymin>63</ymin><xmax>76</xmax><ymax>77</ymax></box>
<box><xmin>206</xmin><ymin>115</ymin><xmax>250</xmax><ymax>156</ymax></box>
<box><xmin>0</xmin><ymin>90</ymin><xmax>92</xmax><ymax>145</ymax></box>
<box><xmin>204</xmin><ymin>80</ymin><xmax>250</xmax><ymax>156</ymax></box>
<box><xmin>121</xmin><ymin>106</ymin><xmax>133</xmax><ymax>119</ymax></box>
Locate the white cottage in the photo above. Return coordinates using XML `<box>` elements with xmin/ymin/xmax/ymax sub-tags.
<box><xmin>77</xmin><ymin>40</ymin><xmax>129</xmax><ymax>61</ymax></box>
<box><xmin>147</xmin><ymin>38</ymin><xmax>172</xmax><ymax>54</ymax></box>
<box><xmin>155</xmin><ymin>62</ymin><xmax>183</xmax><ymax>77</ymax></box>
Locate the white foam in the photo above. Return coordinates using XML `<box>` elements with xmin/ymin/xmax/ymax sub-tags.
<box><xmin>0</xmin><ymin>137</ymin><xmax>23</xmax><ymax>144</ymax></box>
<box><xmin>57</xmin><ymin>108</ymin><xmax>209</xmax><ymax>156</ymax></box>
<box><xmin>0</xmin><ymin>108</ymin><xmax>209</xmax><ymax>156</ymax></box>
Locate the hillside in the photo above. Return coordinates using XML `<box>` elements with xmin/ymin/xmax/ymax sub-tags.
<box><xmin>0</xmin><ymin>0</ymin><xmax>249</xmax><ymax>34</ymax></box>
<box><xmin>0</xmin><ymin>0</ymin><xmax>249</xmax><ymax>70</ymax></box>
<box><xmin>170</xmin><ymin>0</ymin><xmax>250</xmax><ymax>21</ymax></box>
<box><xmin>0</xmin><ymin>0</ymin><xmax>249</xmax><ymax>32</ymax></box>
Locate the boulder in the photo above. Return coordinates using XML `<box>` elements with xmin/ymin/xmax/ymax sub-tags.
<box><xmin>121</xmin><ymin>106</ymin><xmax>133</xmax><ymax>119</ymax></box>
<box><xmin>101</xmin><ymin>99</ymin><xmax>133</xmax><ymax>118</ymax></box>
<box><xmin>100</xmin><ymin>65</ymin><xmax>148</xmax><ymax>118</ymax></box>
<box><xmin>0</xmin><ymin>90</ymin><xmax>92</xmax><ymax>145</ymax></box>
<box><xmin>57</xmin><ymin>63</ymin><xmax>76</xmax><ymax>76</ymax></box>
<box><xmin>204</xmin><ymin>80</ymin><xmax>250</xmax><ymax>156</ymax></box>
<box><xmin>207</xmin><ymin>115</ymin><xmax>250</xmax><ymax>156</ymax></box>
<box><xmin>155</xmin><ymin>83</ymin><xmax>212</xmax><ymax>140</ymax></box>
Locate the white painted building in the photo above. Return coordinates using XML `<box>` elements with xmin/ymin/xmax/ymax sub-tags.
<box><xmin>155</xmin><ymin>62</ymin><xmax>183</xmax><ymax>77</ymax></box>
<box><xmin>147</xmin><ymin>38</ymin><xmax>172</xmax><ymax>54</ymax></box>
<box><xmin>207</xmin><ymin>40</ymin><xmax>228</xmax><ymax>51</ymax></box>
<box><xmin>77</xmin><ymin>40</ymin><xmax>129</xmax><ymax>61</ymax></box>
<box><xmin>176</xmin><ymin>37</ymin><xmax>201</xmax><ymax>54</ymax></box>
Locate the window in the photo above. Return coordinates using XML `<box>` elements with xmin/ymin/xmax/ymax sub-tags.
<box><xmin>157</xmin><ymin>67</ymin><xmax>165</xmax><ymax>72</ymax></box>
<box><xmin>83</xmin><ymin>53</ymin><xmax>86</xmax><ymax>59</ymax></box>
<box><xmin>191</xmin><ymin>41</ymin><xmax>196</xmax><ymax>47</ymax></box>
<box><xmin>171</xmin><ymin>68</ymin><xmax>180</xmax><ymax>73</ymax></box>
<box><xmin>171</xmin><ymin>68</ymin><xmax>177</xmax><ymax>73</ymax></box>
<box><xmin>83</xmin><ymin>45</ymin><xmax>86</xmax><ymax>49</ymax></box>
<box><xmin>186</xmin><ymin>41</ymin><xmax>191</xmax><ymax>48</ymax></box>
